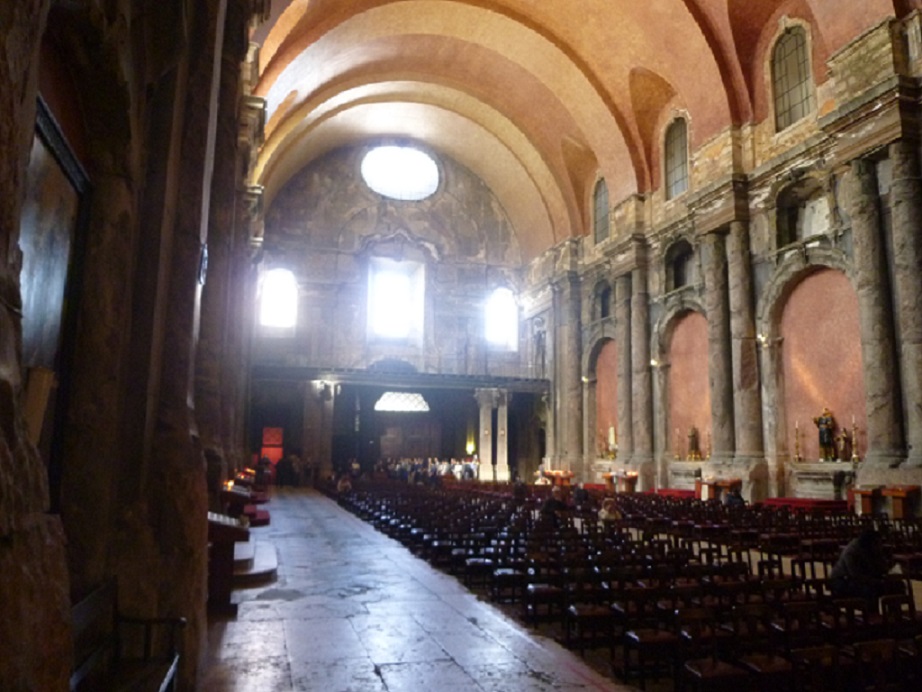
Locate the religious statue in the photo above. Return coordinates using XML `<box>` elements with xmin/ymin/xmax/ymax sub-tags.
<box><xmin>813</xmin><ymin>407</ymin><xmax>836</xmax><ymax>461</ymax></box>
<box><xmin>687</xmin><ymin>426</ymin><xmax>702</xmax><ymax>461</ymax></box>
<box><xmin>836</xmin><ymin>428</ymin><xmax>851</xmax><ymax>462</ymax></box>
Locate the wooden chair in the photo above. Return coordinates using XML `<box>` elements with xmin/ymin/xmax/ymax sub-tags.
<box><xmin>621</xmin><ymin>587</ymin><xmax>680</xmax><ymax>690</ymax></box>
<box><xmin>678</xmin><ymin>607</ymin><xmax>751</xmax><ymax>692</ymax></box>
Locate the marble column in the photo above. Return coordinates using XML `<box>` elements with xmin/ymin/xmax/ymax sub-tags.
<box><xmin>888</xmin><ymin>141</ymin><xmax>922</xmax><ymax>467</ymax></box>
<box><xmin>845</xmin><ymin>159</ymin><xmax>904</xmax><ymax>466</ymax></box>
<box><xmin>474</xmin><ymin>388</ymin><xmax>496</xmax><ymax>477</ymax></box>
<box><xmin>727</xmin><ymin>220</ymin><xmax>765</xmax><ymax>484</ymax></box>
<box><xmin>495</xmin><ymin>390</ymin><xmax>511</xmax><ymax>482</ymax></box>
<box><xmin>701</xmin><ymin>230</ymin><xmax>735</xmax><ymax>461</ymax></box>
<box><xmin>615</xmin><ymin>274</ymin><xmax>634</xmax><ymax>459</ymax></box>
<box><xmin>630</xmin><ymin>266</ymin><xmax>653</xmax><ymax>484</ymax></box>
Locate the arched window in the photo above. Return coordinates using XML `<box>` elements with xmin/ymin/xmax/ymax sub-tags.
<box><xmin>367</xmin><ymin>257</ymin><xmax>425</xmax><ymax>341</ymax></box>
<box><xmin>776</xmin><ymin>179</ymin><xmax>830</xmax><ymax>248</ymax></box>
<box><xmin>665</xmin><ymin>119</ymin><xmax>688</xmax><ymax>200</ymax></box>
<box><xmin>594</xmin><ymin>282</ymin><xmax>612</xmax><ymax>321</ymax></box>
<box><xmin>258</xmin><ymin>268</ymin><xmax>298</xmax><ymax>329</ymax></box>
<box><xmin>665</xmin><ymin>239</ymin><xmax>695</xmax><ymax>292</ymax></box>
<box><xmin>593</xmin><ymin>178</ymin><xmax>609</xmax><ymax>244</ymax></box>
<box><xmin>485</xmin><ymin>287</ymin><xmax>518</xmax><ymax>351</ymax></box>
<box><xmin>772</xmin><ymin>26</ymin><xmax>815</xmax><ymax>132</ymax></box>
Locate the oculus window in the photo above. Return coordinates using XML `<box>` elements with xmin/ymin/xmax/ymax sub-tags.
<box><xmin>374</xmin><ymin>392</ymin><xmax>430</xmax><ymax>412</ymax></box>
<box><xmin>485</xmin><ymin>287</ymin><xmax>518</xmax><ymax>351</ymax></box>
<box><xmin>772</xmin><ymin>27</ymin><xmax>815</xmax><ymax>132</ymax></box>
<box><xmin>361</xmin><ymin>145</ymin><xmax>439</xmax><ymax>201</ymax></box>
<box><xmin>665</xmin><ymin>118</ymin><xmax>688</xmax><ymax>200</ymax></box>
<box><xmin>258</xmin><ymin>268</ymin><xmax>298</xmax><ymax>329</ymax></box>
<box><xmin>367</xmin><ymin>257</ymin><xmax>425</xmax><ymax>342</ymax></box>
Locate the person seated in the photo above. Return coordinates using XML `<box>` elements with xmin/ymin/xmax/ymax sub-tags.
<box><xmin>539</xmin><ymin>486</ymin><xmax>568</xmax><ymax>526</ymax></box>
<box><xmin>572</xmin><ymin>482</ymin><xmax>590</xmax><ymax>506</ymax></box>
<box><xmin>512</xmin><ymin>480</ymin><xmax>528</xmax><ymax>506</ymax></box>
<box><xmin>336</xmin><ymin>474</ymin><xmax>353</xmax><ymax>494</ymax></box>
<box><xmin>598</xmin><ymin>497</ymin><xmax>622</xmax><ymax>522</ymax></box>
<box><xmin>829</xmin><ymin>529</ymin><xmax>899</xmax><ymax>603</ymax></box>
<box><xmin>724</xmin><ymin>487</ymin><xmax>745</xmax><ymax>507</ymax></box>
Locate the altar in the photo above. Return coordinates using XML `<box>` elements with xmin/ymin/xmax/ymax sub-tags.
<box><xmin>541</xmin><ymin>469</ymin><xmax>574</xmax><ymax>486</ymax></box>
<box><xmin>602</xmin><ymin>470</ymin><xmax>639</xmax><ymax>494</ymax></box>
<box><xmin>787</xmin><ymin>461</ymin><xmax>856</xmax><ymax>500</ymax></box>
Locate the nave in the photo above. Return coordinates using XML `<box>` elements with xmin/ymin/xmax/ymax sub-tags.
<box><xmin>201</xmin><ymin>488</ymin><xmax>626</xmax><ymax>691</ymax></box>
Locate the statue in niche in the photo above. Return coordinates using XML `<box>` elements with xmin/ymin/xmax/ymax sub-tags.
<box><xmin>813</xmin><ymin>407</ymin><xmax>837</xmax><ymax>461</ymax></box>
<box><xmin>533</xmin><ymin>322</ymin><xmax>546</xmax><ymax>378</ymax></box>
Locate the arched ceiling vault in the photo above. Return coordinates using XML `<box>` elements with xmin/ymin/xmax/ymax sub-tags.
<box><xmin>249</xmin><ymin>0</ymin><xmax>898</xmax><ymax>262</ymax></box>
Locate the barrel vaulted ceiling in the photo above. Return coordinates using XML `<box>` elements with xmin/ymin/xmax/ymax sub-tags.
<box><xmin>249</xmin><ymin>0</ymin><xmax>902</xmax><ymax>262</ymax></box>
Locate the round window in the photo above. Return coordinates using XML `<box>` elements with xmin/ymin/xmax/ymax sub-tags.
<box><xmin>360</xmin><ymin>145</ymin><xmax>439</xmax><ymax>201</ymax></box>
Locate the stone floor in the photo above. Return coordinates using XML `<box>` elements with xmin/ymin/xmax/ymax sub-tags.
<box><xmin>200</xmin><ymin>487</ymin><xmax>633</xmax><ymax>691</ymax></box>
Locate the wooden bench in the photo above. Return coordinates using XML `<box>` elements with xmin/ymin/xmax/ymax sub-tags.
<box><xmin>70</xmin><ymin>578</ymin><xmax>186</xmax><ymax>692</ymax></box>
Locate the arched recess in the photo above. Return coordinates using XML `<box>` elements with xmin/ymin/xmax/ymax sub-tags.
<box><xmin>666</xmin><ymin>311</ymin><xmax>711</xmax><ymax>461</ymax></box>
<box><xmin>757</xmin><ymin>253</ymin><xmax>860</xmax><ymax>467</ymax></box>
<box><xmin>778</xmin><ymin>268</ymin><xmax>865</xmax><ymax>462</ymax></box>
<box><xmin>583</xmin><ymin>333</ymin><xmax>617</xmax><ymax>462</ymax></box>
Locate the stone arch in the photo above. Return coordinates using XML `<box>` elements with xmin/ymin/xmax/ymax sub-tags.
<box><xmin>756</xmin><ymin>249</ymin><xmax>854</xmax><ymax>340</ymax></box>
<box><xmin>756</xmin><ymin>256</ymin><xmax>861</xmax><ymax>468</ymax></box>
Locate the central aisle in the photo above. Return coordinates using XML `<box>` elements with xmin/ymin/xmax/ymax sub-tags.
<box><xmin>201</xmin><ymin>487</ymin><xmax>630</xmax><ymax>691</ymax></box>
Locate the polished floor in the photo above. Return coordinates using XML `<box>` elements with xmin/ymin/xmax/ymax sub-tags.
<box><xmin>201</xmin><ymin>487</ymin><xmax>631</xmax><ymax>691</ymax></box>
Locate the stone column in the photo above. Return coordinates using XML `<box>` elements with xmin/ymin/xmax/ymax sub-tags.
<box><xmin>701</xmin><ymin>230</ymin><xmax>735</xmax><ymax>462</ymax></box>
<box><xmin>554</xmin><ymin>274</ymin><xmax>583</xmax><ymax>473</ymax></box>
<box><xmin>631</xmin><ymin>266</ymin><xmax>654</xmax><ymax>485</ymax></box>
<box><xmin>845</xmin><ymin>159</ymin><xmax>904</xmax><ymax>467</ymax></box>
<box><xmin>888</xmin><ymin>141</ymin><xmax>922</xmax><ymax>467</ymax></box>
<box><xmin>727</xmin><ymin>221</ymin><xmax>763</xmax><ymax>459</ymax></box>
<box><xmin>615</xmin><ymin>274</ymin><xmax>634</xmax><ymax>459</ymax></box>
<box><xmin>196</xmin><ymin>1</ymin><xmax>250</xmax><ymax>499</ymax></box>
<box><xmin>474</xmin><ymin>388</ymin><xmax>496</xmax><ymax>477</ymax></box>
<box><xmin>495</xmin><ymin>390</ymin><xmax>510</xmax><ymax>481</ymax></box>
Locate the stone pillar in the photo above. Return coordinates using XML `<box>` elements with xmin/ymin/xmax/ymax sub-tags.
<box><xmin>845</xmin><ymin>159</ymin><xmax>904</xmax><ymax>467</ymax></box>
<box><xmin>495</xmin><ymin>390</ymin><xmax>511</xmax><ymax>482</ymax></box>
<box><xmin>631</xmin><ymin>266</ymin><xmax>654</xmax><ymax>485</ymax></box>
<box><xmin>474</xmin><ymin>388</ymin><xmax>496</xmax><ymax>477</ymax></box>
<box><xmin>701</xmin><ymin>230</ymin><xmax>735</xmax><ymax>461</ymax></box>
<box><xmin>554</xmin><ymin>274</ymin><xmax>583</xmax><ymax>473</ymax></box>
<box><xmin>304</xmin><ymin>380</ymin><xmax>336</xmax><ymax>479</ymax></box>
<box><xmin>196</xmin><ymin>0</ymin><xmax>250</xmax><ymax>499</ymax></box>
<box><xmin>727</xmin><ymin>221</ymin><xmax>763</xmax><ymax>460</ymax></box>
<box><xmin>888</xmin><ymin>141</ymin><xmax>922</xmax><ymax>467</ymax></box>
<box><xmin>615</xmin><ymin>274</ymin><xmax>634</xmax><ymax>459</ymax></box>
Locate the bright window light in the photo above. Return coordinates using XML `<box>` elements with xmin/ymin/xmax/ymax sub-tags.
<box><xmin>374</xmin><ymin>392</ymin><xmax>430</xmax><ymax>412</ymax></box>
<box><xmin>485</xmin><ymin>287</ymin><xmax>518</xmax><ymax>350</ymax></box>
<box><xmin>368</xmin><ymin>257</ymin><xmax>424</xmax><ymax>341</ymax></box>
<box><xmin>259</xmin><ymin>268</ymin><xmax>297</xmax><ymax>328</ymax></box>
<box><xmin>361</xmin><ymin>145</ymin><xmax>439</xmax><ymax>201</ymax></box>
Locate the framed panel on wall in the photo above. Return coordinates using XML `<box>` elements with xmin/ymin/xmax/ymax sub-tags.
<box><xmin>21</xmin><ymin>96</ymin><xmax>91</xmax><ymax>511</ymax></box>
